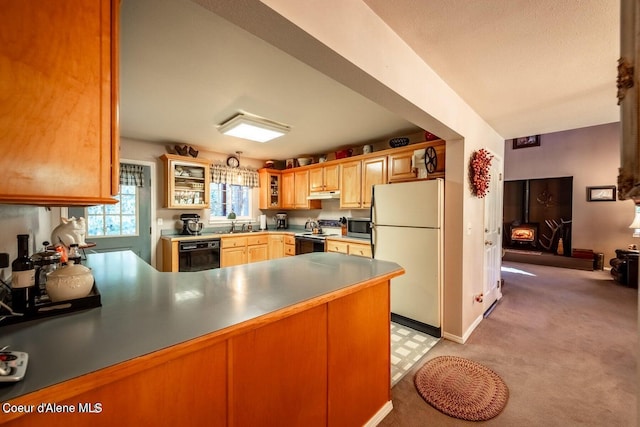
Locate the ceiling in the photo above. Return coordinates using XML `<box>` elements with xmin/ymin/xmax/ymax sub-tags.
<box><xmin>119</xmin><ymin>0</ymin><xmax>620</xmax><ymax>161</ymax></box>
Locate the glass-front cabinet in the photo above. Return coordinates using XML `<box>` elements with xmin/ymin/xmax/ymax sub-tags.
<box><xmin>259</xmin><ymin>169</ymin><xmax>281</xmax><ymax>209</ymax></box>
<box><xmin>161</xmin><ymin>154</ymin><xmax>210</xmax><ymax>209</ymax></box>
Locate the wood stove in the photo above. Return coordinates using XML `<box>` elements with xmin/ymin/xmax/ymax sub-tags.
<box><xmin>510</xmin><ymin>223</ymin><xmax>538</xmax><ymax>247</ymax></box>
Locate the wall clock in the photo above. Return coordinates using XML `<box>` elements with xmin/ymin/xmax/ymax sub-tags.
<box><xmin>226</xmin><ymin>155</ymin><xmax>240</xmax><ymax>168</ymax></box>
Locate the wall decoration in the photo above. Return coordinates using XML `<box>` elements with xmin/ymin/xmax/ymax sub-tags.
<box><xmin>617</xmin><ymin>57</ymin><xmax>634</xmax><ymax>105</ymax></box>
<box><xmin>512</xmin><ymin>135</ymin><xmax>540</xmax><ymax>149</ymax></box>
<box><xmin>469</xmin><ymin>149</ymin><xmax>494</xmax><ymax>198</ymax></box>
<box><xmin>587</xmin><ymin>185</ymin><xmax>617</xmax><ymax>202</ymax></box>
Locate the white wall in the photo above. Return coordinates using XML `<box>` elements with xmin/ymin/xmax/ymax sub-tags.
<box><xmin>505</xmin><ymin>122</ymin><xmax>631</xmax><ymax>261</ymax></box>
<box><xmin>246</xmin><ymin>0</ymin><xmax>505</xmax><ymax>341</ymax></box>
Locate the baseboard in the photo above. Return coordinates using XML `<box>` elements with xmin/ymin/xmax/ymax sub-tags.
<box><xmin>442</xmin><ymin>314</ymin><xmax>483</xmax><ymax>344</ymax></box>
<box><xmin>364</xmin><ymin>400</ymin><xmax>393</xmax><ymax>426</ymax></box>
<box><xmin>391</xmin><ymin>313</ymin><xmax>441</xmax><ymax>338</ymax></box>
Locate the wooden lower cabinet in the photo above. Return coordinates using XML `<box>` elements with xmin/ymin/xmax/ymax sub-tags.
<box><xmin>268</xmin><ymin>234</ymin><xmax>285</xmax><ymax>259</ymax></box>
<box><xmin>1</xmin><ymin>341</ymin><xmax>228</xmax><ymax>427</ymax></box>
<box><xmin>349</xmin><ymin>242</ymin><xmax>372</xmax><ymax>258</ymax></box>
<box><xmin>1</xmin><ymin>280</ymin><xmax>391</xmax><ymax>427</ymax></box>
<box><xmin>230</xmin><ymin>305</ymin><xmax>328</xmax><ymax>425</ymax></box>
<box><xmin>326</xmin><ymin>240</ymin><xmax>349</xmax><ymax>254</ymax></box>
<box><xmin>328</xmin><ymin>282</ymin><xmax>389</xmax><ymax>425</ymax></box>
<box><xmin>326</xmin><ymin>239</ymin><xmax>372</xmax><ymax>258</ymax></box>
<box><xmin>284</xmin><ymin>235</ymin><xmax>296</xmax><ymax>256</ymax></box>
<box><xmin>221</xmin><ymin>236</ymin><xmax>248</xmax><ymax>267</ymax></box>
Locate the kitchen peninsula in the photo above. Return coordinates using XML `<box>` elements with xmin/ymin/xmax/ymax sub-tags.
<box><xmin>0</xmin><ymin>251</ymin><xmax>403</xmax><ymax>427</ymax></box>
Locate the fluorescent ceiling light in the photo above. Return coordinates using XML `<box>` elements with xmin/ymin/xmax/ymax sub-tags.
<box><xmin>218</xmin><ymin>113</ymin><xmax>290</xmax><ymax>143</ymax></box>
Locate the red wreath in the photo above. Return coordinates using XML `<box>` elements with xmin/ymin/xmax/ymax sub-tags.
<box><xmin>469</xmin><ymin>149</ymin><xmax>494</xmax><ymax>198</ymax></box>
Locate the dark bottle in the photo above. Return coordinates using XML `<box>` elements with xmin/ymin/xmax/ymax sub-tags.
<box><xmin>11</xmin><ymin>234</ymin><xmax>35</xmax><ymax>313</ymax></box>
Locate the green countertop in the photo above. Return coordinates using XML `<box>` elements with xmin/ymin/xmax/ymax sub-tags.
<box><xmin>0</xmin><ymin>251</ymin><xmax>402</xmax><ymax>401</ymax></box>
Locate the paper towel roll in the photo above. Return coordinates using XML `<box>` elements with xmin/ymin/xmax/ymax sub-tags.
<box><xmin>259</xmin><ymin>214</ymin><xmax>267</xmax><ymax>230</ymax></box>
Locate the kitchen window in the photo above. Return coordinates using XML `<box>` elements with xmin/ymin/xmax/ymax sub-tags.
<box><xmin>209</xmin><ymin>183</ymin><xmax>252</xmax><ymax>221</ymax></box>
<box><xmin>86</xmin><ymin>185</ymin><xmax>139</xmax><ymax>237</ymax></box>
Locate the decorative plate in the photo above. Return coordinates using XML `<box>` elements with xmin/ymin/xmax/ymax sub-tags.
<box><xmin>389</xmin><ymin>137</ymin><xmax>410</xmax><ymax>148</ymax></box>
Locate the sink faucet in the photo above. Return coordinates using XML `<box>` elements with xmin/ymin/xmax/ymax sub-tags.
<box><xmin>241</xmin><ymin>223</ymin><xmax>246</xmax><ymax>232</ymax></box>
<box><xmin>229</xmin><ymin>221</ymin><xmax>236</xmax><ymax>233</ymax></box>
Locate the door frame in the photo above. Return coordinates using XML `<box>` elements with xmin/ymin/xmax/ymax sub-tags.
<box><xmin>61</xmin><ymin>158</ymin><xmax>158</xmax><ymax>268</ymax></box>
<box><xmin>483</xmin><ymin>151</ymin><xmax>503</xmax><ymax>312</ymax></box>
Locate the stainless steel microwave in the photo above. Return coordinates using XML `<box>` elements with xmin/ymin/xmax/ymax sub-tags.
<box><xmin>346</xmin><ymin>217</ymin><xmax>371</xmax><ymax>239</ymax></box>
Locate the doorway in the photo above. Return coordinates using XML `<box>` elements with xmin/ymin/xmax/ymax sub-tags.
<box><xmin>69</xmin><ymin>163</ymin><xmax>152</xmax><ymax>264</ymax></box>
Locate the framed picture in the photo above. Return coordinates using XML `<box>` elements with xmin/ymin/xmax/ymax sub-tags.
<box><xmin>587</xmin><ymin>185</ymin><xmax>617</xmax><ymax>202</ymax></box>
<box><xmin>512</xmin><ymin>135</ymin><xmax>540</xmax><ymax>149</ymax></box>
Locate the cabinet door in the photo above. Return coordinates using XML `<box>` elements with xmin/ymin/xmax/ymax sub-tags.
<box><xmin>309</xmin><ymin>167</ymin><xmax>325</xmax><ymax>192</ymax></box>
<box><xmin>221</xmin><ymin>247</ymin><xmax>246</xmax><ymax>267</ymax></box>
<box><xmin>294</xmin><ymin>170</ymin><xmax>310</xmax><ymax>208</ymax></box>
<box><xmin>348</xmin><ymin>242</ymin><xmax>372</xmax><ymax>258</ymax></box>
<box><xmin>259</xmin><ymin>170</ymin><xmax>281</xmax><ymax>209</ymax></box>
<box><xmin>340</xmin><ymin>161</ymin><xmax>362</xmax><ymax>208</ymax></box>
<box><xmin>323</xmin><ymin>164</ymin><xmax>340</xmax><ymax>191</ymax></box>
<box><xmin>268</xmin><ymin>235</ymin><xmax>285</xmax><ymax>259</ymax></box>
<box><xmin>388</xmin><ymin>151</ymin><xmax>416</xmax><ymax>182</ymax></box>
<box><xmin>0</xmin><ymin>0</ymin><xmax>119</xmax><ymax>205</ymax></box>
<box><xmin>248</xmin><ymin>245</ymin><xmax>268</xmax><ymax>263</ymax></box>
<box><xmin>284</xmin><ymin>244</ymin><xmax>296</xmax><ymax>256</ymax></box>
<box><xmin>326</xmin><ymin>239</ymin><xmax>349</xmax><ymax>254</ymax></box>
<box><xmin>362</xmin><ymin>156</ymin><xmax>387</xmax><ymax>208</ymax></box>
<box><xmin>281</xmin><ymin>172</ymin><xmax>295</xmax><ymax>209</ymax></box>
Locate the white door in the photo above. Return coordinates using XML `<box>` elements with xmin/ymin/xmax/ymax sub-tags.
<box><xmin>483</xmin><ymin>154</ymin><xmax>503</xmax><ymax>311</ymax></box>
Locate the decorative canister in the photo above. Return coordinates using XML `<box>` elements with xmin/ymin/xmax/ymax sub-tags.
<box><xmin>45</xmin><ymin>261</ymin><xmax>94</xmax><ymax>302</ymax></box>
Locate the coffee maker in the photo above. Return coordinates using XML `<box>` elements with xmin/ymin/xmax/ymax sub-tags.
<box><xmin>274</xmin><ymin>213</ymin><xmax>288</xmax><ymax>229</ymax></box>
<box><xmin>180</xmin><ymin>213</ymin><xmax>203</xmax><ymax>235</ymax></box>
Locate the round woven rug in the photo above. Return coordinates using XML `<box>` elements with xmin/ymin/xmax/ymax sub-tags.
<box><xmin>414</xmin><ymin>356</ymin><xmax>509</xmax><ymax>421</ymax></box>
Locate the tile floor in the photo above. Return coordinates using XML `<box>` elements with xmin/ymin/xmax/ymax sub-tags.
<box><xmin>390</xmin><ymin>322</ymin><xmax>440</xmax><ymax>386</ymax></box>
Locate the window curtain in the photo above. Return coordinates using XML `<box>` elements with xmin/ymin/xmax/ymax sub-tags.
<box><xmin>119</xmin><ymin>163</ymin><xmax>145</xmax><ymax>187</ymax></box>
<box><xmin>210</xmin><ymin>164</ymin><xmax>259</xmax><ymax>187</ymax></box>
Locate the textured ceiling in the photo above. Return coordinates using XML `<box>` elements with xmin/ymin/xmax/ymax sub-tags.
<box><xmin>119</xmin><ymin>0</ymin><xmax>620</xmax><ymax>161</ymax></box>
<box><xmin>363</xmin><ymin>0</ymin><xmax>620</xmax><ymax>139</ymax></box>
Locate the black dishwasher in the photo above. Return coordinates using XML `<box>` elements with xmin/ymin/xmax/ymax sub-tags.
<box><xmin>178</xmin><ymin>239</ymin><xmax>221</xmax><ymax>272</ymax></box>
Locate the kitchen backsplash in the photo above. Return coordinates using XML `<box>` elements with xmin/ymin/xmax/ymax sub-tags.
<box><xmin>0</xmin><ymin>204</ymin><xmax>57</xmax><ymax>280</ymax></box>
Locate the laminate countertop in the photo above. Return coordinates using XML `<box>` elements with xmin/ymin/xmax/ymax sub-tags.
<box><xmin>0</xmin><ymin>251</ymin><xmax>403</xmax><ymax>402</ymax></box>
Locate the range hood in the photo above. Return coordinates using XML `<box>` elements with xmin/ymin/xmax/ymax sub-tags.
<box><xmin>307</xmin><ymin>190</ymin><xmax>341</xmax><ymax>200</ymax></box>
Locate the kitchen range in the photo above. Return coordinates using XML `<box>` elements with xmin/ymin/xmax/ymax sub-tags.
<box><xmin>294</xmin><ymin>219</ymin><xmax>343</xmax><ymax>255</ymax></box>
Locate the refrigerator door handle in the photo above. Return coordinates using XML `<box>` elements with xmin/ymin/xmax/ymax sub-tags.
<box><xmin>370</xmin><ymin>185</ymin><xmax>375</xmax><ymax>258</ymax></box>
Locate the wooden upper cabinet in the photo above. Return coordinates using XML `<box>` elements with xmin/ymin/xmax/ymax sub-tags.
<box><xmin>0</xmin><ymin>0</ymin><xmax>120</xmax><ymax>206</ymax></box>
<box><xmin>388</xmin><ymin>140</ymin><xmax>446</xmax><ymax>182</ymax></box>
<box><xmin>161</xmin><ymin>154</ymin><xmax>210</xmax><ymax>209</ymax></box>
<box><xmin>388</xmin><ymin>150</ymin><xmax>416</xmax><ymax>182</ymax></box>
<box><xmin>340</xmin><ymin>157</ymin><xmax>385</xmax><ymax>209</ymax></box>
<box><xmin>281</xmin><ymin>171</ymin><xmax>295</xmax><ymax>209</ymax></box>
<box><xmin>258</xmin><ymin>169</ymin><xmax>281</xmax><ymax>209</ymax></box>
<box><xmin>294</xmin><ymin>170</ymin><xmax>321</xmax><ymax>209</ymax></box>
<box><xmin>309</xmin><ymin>164</ymin><xmax>340</xmax><ymax>192</ymax></box>
<box><xmin>362</xmin><ymin>156</ymin><xmax>387</xmax><ymax>208</ymax></box>
<box><xmin>340</xmin><ymin>161</ymin><xmax>362</xmax><ymax>208</ymax></box>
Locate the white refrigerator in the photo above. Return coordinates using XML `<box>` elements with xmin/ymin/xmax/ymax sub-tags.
<box><xmin>371</xmin><ymin>179</ymin><xmax>443</xmax><ymax>337</ymax></box>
